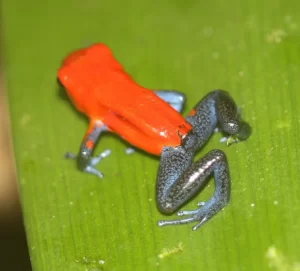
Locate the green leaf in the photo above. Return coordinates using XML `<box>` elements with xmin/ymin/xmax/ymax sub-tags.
<box><xmin>2</xmin><ymin>0</ymin><xmax>300</xmax><ymax>270</ymax></box>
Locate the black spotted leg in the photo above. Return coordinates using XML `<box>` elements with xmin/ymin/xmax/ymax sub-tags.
<box><xmin>156</xmin><ymin>90</ymin><xmax>251</xmax><ymax>230</ymax></box>
<box><xmin>65</xmin><ymin>120</ymin><xmax>111</xmax><ymax>178</ymax></box>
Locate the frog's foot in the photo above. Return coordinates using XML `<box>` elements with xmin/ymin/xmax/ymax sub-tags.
<box><xmin>158</xmin><ymin>198</ymin><xmax>226</xmax><ymax>231</ymax></box>
<box><xmin>125</xmin><ymin>147</ymin><xmax>135</xmax><ymax>155</ymax></box>
<box><xmin>217</xmin><ymin>129</ymin><xmax>240</xmax><ymax>144</ymax></box>
<box><xmin>214</xmin><ymin>127</ymin><xmax>220</xmax><ymax>133</ymax></box>
<box><xmin>64</xmin><ymin>152</ymin><xmax>77</xmax><ymax>159</ymax></box>
<box><xmin>89</xmin><ymin>149</ymin><xmax>111</xmax><ymax>166</ymax></box>
<box><xmin>219</xmin><ymin>121</ymin><xmax>252</xmax><ymax>145</ymax></box>
<box><xmin>65</xmin><ymin>149</ymin><xmax>111</xmax><ymax>178</ymax></box>
<box><xmin>176</xmin><ymin>202</ymin><xmax>206</xmax><ymax>216</ymax></box>
<box><xmin>219</xmin><ymin>135</ymin><xmax>240</xmax><ymax>145</ymax></box>
<box><xmin>85</xmin><ymin>149</ymin><xmax>111</xmax><ymax>178</ymax></box>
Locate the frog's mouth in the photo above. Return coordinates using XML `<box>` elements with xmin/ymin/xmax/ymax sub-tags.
<box><xmin>224</xmin><ymin>121</ymin><xmax>252</xmax><ymax>145</ymax></box>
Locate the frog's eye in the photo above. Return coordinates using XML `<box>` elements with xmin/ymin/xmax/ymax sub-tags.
<box><xmin>223</xmin><ymin>120</ymin><xmax>239</xmax><ymax>134</ymax></box>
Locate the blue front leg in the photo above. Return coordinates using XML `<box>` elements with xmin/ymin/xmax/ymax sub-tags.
<box><xmin>65</xmin><ymin>121</ymin><xmax>111</xmax><ymax>178</ymax></box>
<box><xmin>156</xmin><ymin>90</ymin><xmax>251</xmax><ymax>230</ymax></box>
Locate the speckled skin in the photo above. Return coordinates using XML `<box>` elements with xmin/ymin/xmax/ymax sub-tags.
<box><xmin>65</xmin><ymin>90</ymin><xmax>187</xmax><ymax>177</ymax></box>
<box><xmin>156</xmin><ymin>90</ymin><xmax>251</xmax><ymax>230</ymax></box>
<box><xmin>66</xmin><ymin>89</ymin><xmax>251</xmax><ymax>231</ymax></box>
<box><xmin>59</xmin><ymin>44</ymin><xmax>251</xmax><ymax>231</ymax></box>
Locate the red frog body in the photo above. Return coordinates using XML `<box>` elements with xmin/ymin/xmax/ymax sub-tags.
<box><xmin>58</xmin><ymin>43</ymin><xmax>191</xmax><ymax>155</ymax></box>
<box><xmin>58</xmin><ymin>43</ymin><xmax>251</xmax><ymax>230</ymax></box>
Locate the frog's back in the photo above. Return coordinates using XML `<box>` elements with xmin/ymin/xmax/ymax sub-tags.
<box><xmin>58</xmin><ymin>43</ymin><xmax>191</xmax><ymax>154</ymax></box>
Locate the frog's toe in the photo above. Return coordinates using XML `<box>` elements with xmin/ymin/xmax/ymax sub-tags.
<box><xmin>125</xmin><ymin>147</ymin><xmax>135</xmax><ymax>155</ymax></box>
<box><xmin>177</xmin><ymin>209</ymin><xmax>199</xmax><ymax>216</ymax></box>
<box><xmin>84</xmin><ymin>166</ymin><xmax>104</xmax><ymax>178</ymax></box>
<box><xmin>191</xmin><ymin>198</ymin><xmax>226</xmax><ymax>230</ymax></box>
<box><xmin>67</xmin><ymin>149</ymin><xmax>111</xmax><ymax>178</ymax></box>
<box><xmin>158</xmin><ymin>212</ymin><xmax>208</xmax><ymax>230</ymax></box>
<box><xmin>192</xmin><ymin>216</ymin><xmax>208</xmax><ymax>230</ymax></box>
<box><xmin>219</xmin><ymin>136</ymin><xmax>228</xmax><ymax>143</ymax></box>
<box><xmin>158</xmin><ymin>216</ymin><xmax>197</xmax><ymax>227</ymax></box>
<box><xmin>160</xmin><ymin>197</ymin><xmax>226</xmax><ymax>230</ymax></box>
<box><xmin>190</xmin><ymin>210</ymin><xmax>213</xmax><ymax>231</ymax></box>
<box><xmin>82</xmin><ymin>149</ymin><xmax>111</xmax><ymax>178</ymax></box>
<box><xmin>64</xmin><ymin>152</ymin><xmax>77</xmax><ymax>159</ymax></box>
<box><xmin>219</xmin><ymin>135</ymin><xmax>240</xmax><ymax>145</ymax></box>
<box><xmin>90</xmin><ymin>149</ymin><xmax>111</xmax><ymax>166</ymax></box>
<box><xmin>177</xmin><ymin>201</ymin><xmax>206</xmax><ymax>216</ymax></box>
<box><xmin>214</xmin><ymin>127</ymin><xmax>220</xmax><ymax>133</ymax></box>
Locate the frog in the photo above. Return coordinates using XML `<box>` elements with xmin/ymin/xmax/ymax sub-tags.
<box><xmin>57</xmin><ymin>43</ymin><xmax>251</xmax><ymax>230</ymax></box>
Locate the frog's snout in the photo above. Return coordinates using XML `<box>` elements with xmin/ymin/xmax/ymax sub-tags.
<box><xmin>157</xmin><ymin>201</ymin><xmax>175</xmax><ymax>214</ymax></box>
<box><xmin>238</xmin><ymin>121</ymin><xmax>252</xmax><ymax>141</ymax></box>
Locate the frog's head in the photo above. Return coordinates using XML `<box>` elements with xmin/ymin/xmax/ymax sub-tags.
<box><xmin>237</xmin><ymin>121</ymin><xmax>252</xmax><ymax>141</ymax></box>
<box><xmin>157</xmin><ymin>200</ymin><xmax>176</xmax><ymax>214</ymax></box>
<box><xmin>225</xmin><ymin>121</ymin><xmax>252</xmax><ymax>146</ymax></box>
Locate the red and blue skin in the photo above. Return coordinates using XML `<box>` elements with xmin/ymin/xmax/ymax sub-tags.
<box><xmin>57</xmin><ymin>43</ymin><xmax>251</xmax><ymax>230</ymax></box>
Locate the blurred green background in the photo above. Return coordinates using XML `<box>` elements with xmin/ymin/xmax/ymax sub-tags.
<box><xmin>2</xmin><ymin>0</ymin><xmax>300</xmax><ymax>270</ymax></box>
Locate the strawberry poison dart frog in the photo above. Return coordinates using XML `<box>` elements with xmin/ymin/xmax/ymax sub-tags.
<box><xmin>57</xmin><ymin>43</ymin><xmax>251</xmax><ymax>230</ymax></box>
